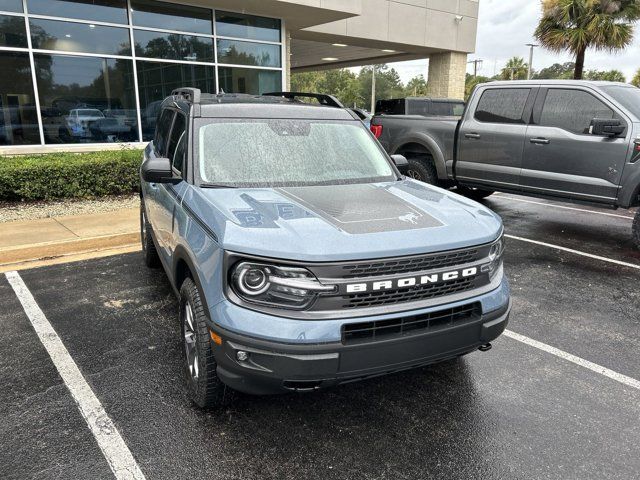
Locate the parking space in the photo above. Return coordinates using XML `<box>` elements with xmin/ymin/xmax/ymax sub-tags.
<box><xmin>1</xmin><ymin>192</ymin><xmax>639</xmax><ymax>480</ymax></box>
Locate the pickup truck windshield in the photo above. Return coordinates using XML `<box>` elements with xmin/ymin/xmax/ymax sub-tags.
<box><xmin>601</xmin><ymin>86</ymin><xmax>640</xmax><ymax>118</ymax></box>
<box><xmin>197</xmin><ymin>119</ymin><xmax>396</xmax><ymax>187</ymax></box>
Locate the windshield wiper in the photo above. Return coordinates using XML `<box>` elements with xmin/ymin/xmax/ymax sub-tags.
<box><xmin>199</xmin><ymin>183</ymin><xmax>238</xmax><ymax>189</ymax></box>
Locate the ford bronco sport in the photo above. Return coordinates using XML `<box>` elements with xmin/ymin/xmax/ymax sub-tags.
<box><xmin>140</xmin><ymin>88</ymin><xmax>511</xmax><ymax>408</ymax></box>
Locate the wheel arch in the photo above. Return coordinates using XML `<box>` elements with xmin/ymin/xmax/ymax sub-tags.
<box><xmin>172</xmin><ymin>244</ymin><xmax>211</xmax><ymax>314</ymax></box>
<box><xmin>391</xmin><ymin>134</ymin><xmax>446</xmax><ymax>179</ymax></box>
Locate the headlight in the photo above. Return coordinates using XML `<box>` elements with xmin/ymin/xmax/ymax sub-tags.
<box><xmin>485</xmin><ymin>236</ymin><xmax>505</xmax><ymax>279</ymax></box>
<box><xmin>231</xmin><ymin>261</ymin><xmax>337</xmax><ymax>310</ymax></box>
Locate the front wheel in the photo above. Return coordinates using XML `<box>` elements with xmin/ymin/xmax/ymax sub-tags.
<box><xmin>180</xmin><ymin>278</ymin><xmax>226</xmax><ymax>408</ymax></box>
<box><xmin>456</xmin><ymin>186</ymin><xmax>495</xmax><ymax>201</ymax></box>
<box><xmin>633</xmin><ymin>209</ymin><xmax>640</xmax><ymax>250</ymax></box>
<box><xmin>140</xmin><ymin>200</ymin><xmax>160</xmax><ymax>268</ymax></box>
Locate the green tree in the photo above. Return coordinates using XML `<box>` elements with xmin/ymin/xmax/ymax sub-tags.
<box><xmin>405</xmin><ymin>75</ymin><xmax>428</xmax><ymax>96</ymax></box>
<box><xmin>291</xmin><ymin>69</ymin><xmax>364</xmax><ymax>107</ymax></box>
<box><xmin>465</xmin><ymin>74</ymin><xmax>491</xmax><ymax>100</ymax></box>
<box><xmin>500</xmin><ymin>57</ymin><xmax>529</xmax><ymax>80</ymax></box>
<box><xmin>534</xmin><ymin>62</ymin><xmax>576</xmax><ymax>79</ymax></box>
<box><xmin>535</xmin><ymin>0</ymin><xmax>640</xmax><ymax>80</ymax></box>
<box><xmin>358</xmin><ymin>65</ymin><xmax>405</xmax><ymax>107</ymax></box>
<box><xmin>584</xmin><ymin>69</ymin><xmax>626</xmax><ymax>81</ymax></box>
<box><xmin>632</xmin><ymin>68</ymin><xmax>640</xmax><ymax>86</ymax></box>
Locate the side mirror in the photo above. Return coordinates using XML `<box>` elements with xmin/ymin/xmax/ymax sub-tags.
<box><xmin>390</xmin><ymin>154</ymin><xmax>409</xmax><ymax>174</ymax></box>
<box><xmin>590</xmin><ymin>118</ymin><xmax>625</xmax><ymax>137</ymax></box>
<box><xmin>141</xmin><ymin>156</ymin><xmax>175</xmax><ymax>183</ymax></box>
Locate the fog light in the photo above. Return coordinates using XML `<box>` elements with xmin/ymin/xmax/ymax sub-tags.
<box><xmin>236</xmin><ymin>351</ymin><xmax>249</xmax><ymax>362</ymax></box>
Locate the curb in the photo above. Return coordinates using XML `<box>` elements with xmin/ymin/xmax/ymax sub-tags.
<box><xmin>0</xmin><ymin>232</ymin><xmax>140</xmax><ymax>267</ymax></box>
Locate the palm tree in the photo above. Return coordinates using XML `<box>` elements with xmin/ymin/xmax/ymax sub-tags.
<box><xmin>500</xmin><ymin>57</ymin><xmax>529</xmax><ymax>80</ymax></box>
<box><xmin>535</xmin><ymin>0</ymin><xmax>640</xmax><ymax>80</ymax></box>
<box><xmin>632</xmin><ymin>68</ymin><xmax>640</xmax><ymax>87</ymax></box>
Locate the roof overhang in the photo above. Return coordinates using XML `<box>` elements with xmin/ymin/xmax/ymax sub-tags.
<box><xmin>188</xmin><ymin>0</ymin><xmax>361</xmax><ymax>30</ymax></box>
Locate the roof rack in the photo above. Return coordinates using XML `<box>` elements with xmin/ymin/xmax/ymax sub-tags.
<box><xmin>263</xmin><ymin>92</ymin><xmax>344</xmax><ymax>109</ymax></box>
<box><xmin>171</xmin><ymin>87</ymin><xmax>201</xmax><ymax>103</ymax></box>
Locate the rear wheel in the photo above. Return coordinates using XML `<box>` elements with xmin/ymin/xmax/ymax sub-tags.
<box><xmin>404</xmin><ymin>157</ymin><xmax>439</xmax><ymax>185</ymax></box>
<box><xmin>633</xmin><ymin>209</ymin><xmax>640</xmax><ymax>250</ymax></box>
<box><xmin>180</xmin><ymin>278</ymin><xmax>226</xmax><ymax>408</ymax></box>
<box><xmin>140</xmin><ymin>200</ymin><xmax>160</xmax><ymax>268</ymax></box>
<box><xmin>456</xmin><ymin>186</ymin><xmax>495</xmax><ymax>201</ymax></box>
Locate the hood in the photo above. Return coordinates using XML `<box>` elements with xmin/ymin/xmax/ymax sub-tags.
<box><xmin>186</xmin><ymin>180</ymin><xmax>502</xmax><ymax>262</ymax></box>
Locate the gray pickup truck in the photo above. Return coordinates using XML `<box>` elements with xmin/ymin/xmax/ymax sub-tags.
<box><xmin>370</xmin><ymin>80</ymin><xmax>640</xmax><ymax>248</ymax></box>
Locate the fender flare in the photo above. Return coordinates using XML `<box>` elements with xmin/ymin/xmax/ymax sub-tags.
<box><xmin>171</xmin><ymin>244</ymin><xmax>212</xmax><ymax>313</ymax></box>
<box><xmin>390</xmin><ymin>133</ymin><xmax>447</xmax><ymax>180</ymax></box>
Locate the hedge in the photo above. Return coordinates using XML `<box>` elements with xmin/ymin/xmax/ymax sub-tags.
<box><xmin>0</xmin><ymin>148</ymin><xmax>144</xmax><ymax>201</ymax></box>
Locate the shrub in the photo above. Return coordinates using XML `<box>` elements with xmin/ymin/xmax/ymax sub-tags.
<box><xmin>0</xmin><ymin>148</ymin><xmax>144</xmax><ymax>201</ymax></box>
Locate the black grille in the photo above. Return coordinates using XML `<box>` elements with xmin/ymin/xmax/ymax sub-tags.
<box><xmin>342</xmin><ymin>277</ymin><xmax>475</xmax><ymax>309</ymax></box>
<box><xmin>340</xmin><ymin>249</ymin><xmax>480</xmax><ymax>279</ymax></box>
<box><xmin>342</xmin><ymin>302</ymin><xmax>481</xmax><ymax>344</ymax></box>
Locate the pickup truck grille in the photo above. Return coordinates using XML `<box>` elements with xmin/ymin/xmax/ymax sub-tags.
<box><xmin>340</xmin><ymin>249</ymin><xmax>480</xmax><ymax>278</ymax></box>
<box><xmin>342</xmin><ymin>302</ymin><xmax>481</xmax><ymax>344</ymax></box>
<box><xmin>342</xmin><ymin>277</ymin><xmax>474</xmax><ymax>309</ymax></box>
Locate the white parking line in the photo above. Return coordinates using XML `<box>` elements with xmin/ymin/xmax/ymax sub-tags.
<box><xmin>504</xmin><ymin>330</ymin><xmax>640</xmax><ymax>391</ymax></box>
<box><xmin>5</xmin><ymin>271</ymin><xmax>146</xmax><ymax>480</ymax></box>
<box><xmin>493</xmin><ymin>194</ymin><xmax>634</xmax><ymax>220</ymax></box>
<box><xmin>505</xmin><ymin>234</ymin><xmax>640</xmax><ymax>270</ymax></box>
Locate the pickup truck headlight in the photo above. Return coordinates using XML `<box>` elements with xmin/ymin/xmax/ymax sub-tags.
<box><xmin>231</xmin><ymin>261</ymin><xmax>337</xmax><ymax>310</ymax></box>
<box><xmin>485</xmin><ymin>236</ymin><xmax>505</xmax><ymax>279</ymax></box>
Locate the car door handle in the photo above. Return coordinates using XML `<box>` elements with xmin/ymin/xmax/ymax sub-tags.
<box><xmin>530</xmin><ymin>138</ymin><xmax>550</xmax><ymax>145</ymax></box>
<box><xmin>465</xmin><ymin>133</ymin><xmax>481</xmax><ymax>139</ymax></box>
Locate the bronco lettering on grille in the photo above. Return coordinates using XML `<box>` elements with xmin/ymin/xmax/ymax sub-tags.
<box><xmin>345</xmin><ymin>267</ymin><xmax>478</xmax><ymax>293</ymax></box>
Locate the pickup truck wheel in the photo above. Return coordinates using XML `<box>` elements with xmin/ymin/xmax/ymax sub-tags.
<box><xmin>140</xmin><ymin>201</ymin><xmax>160</xmax><ymax>268</ymax></box>
<box><xmin>457</xmin><ymin>186</ymin><xmax>495</xmax><ymax>201</ymax></box>
<box><xmin>405</xmin><ymin>158</ymin><xmax>438</xmax><ymax>185</ymax></box>
<box><xmin>633</xmin><ymin>209</ymin><xmax>640</xmax><ymax>249</ymax></box>
<box><xmin>180</xmin><ymin>278</ymin><xmax>226</xmax><ymax>409</ymax></box>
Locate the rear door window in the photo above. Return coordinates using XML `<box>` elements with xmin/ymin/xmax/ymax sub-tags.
<box><xmin>474</xmin><ymin>88</ymin><xmax>530</xmax><ymax>124</ymax></box>
<box><xmin>539</xmin><ymin>89</ymin><xmax>616</xmax><ymax>135</ymax></box>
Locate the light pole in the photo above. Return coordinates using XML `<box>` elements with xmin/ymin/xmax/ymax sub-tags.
<box><xmin>370</xmin><ymin>64</ymin><xmax>376</xmax><ymax>114</ymax></box>
<box><xmin>468</xmin><ymin>59</ymin><xmax>483</xmax><ymax>78</ymax></box>
<box><xmin>526</xmin><ymin>43</ymin><xmax>538</xmax><ymax>80</ymax></box>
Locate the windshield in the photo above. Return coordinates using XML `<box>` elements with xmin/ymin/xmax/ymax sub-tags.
<box><xmin>601</xmin><ymin>86</ymin><xmax>640</xmax><ymax>118</ymax></box>
<box><xmin>197</xmin><ymin>119</ymin><xmax>396</xmax><ymax>187</ymax></box>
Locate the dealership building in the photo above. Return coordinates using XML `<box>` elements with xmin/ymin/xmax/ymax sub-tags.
<box><xmin>0</xmin><ymin>0</ymin><xmax>479</xmax><ymax>153</ymax></box>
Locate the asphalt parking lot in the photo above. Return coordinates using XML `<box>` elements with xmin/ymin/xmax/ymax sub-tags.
<box><xmin>1</xmin><ymin>192</ymin><xmax>639</xmax><ymax>480</ymax></box>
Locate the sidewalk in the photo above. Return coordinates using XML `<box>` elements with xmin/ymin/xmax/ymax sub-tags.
<box><xmin>0</xmin><ymin>208</ymin><xmax>140</xmax><ymax>272</ymax></box>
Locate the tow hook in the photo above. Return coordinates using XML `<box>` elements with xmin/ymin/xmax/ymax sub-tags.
<box><xmin>478</xmin><ymin>343</ymin><xmax>492</xmax><ymax>352</ymax></box>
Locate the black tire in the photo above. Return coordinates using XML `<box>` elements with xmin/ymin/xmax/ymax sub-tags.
<box><xmin>180</xmin><ymin>278</ymin><xmax>226</xmax><ymax>409</ymax></box>
<box><xmin>404</xmin><ymin>157</ymin><xmax>439</xmax><ymax>185</ymax></box>
<box><xmin>633</xmin><ymin>209</ymin><xmax>640</xmax><ymax>250</ymax></box>
<box><xmin>140</xmin><ymin>200</ymin><xmax>160</xmax><ymax>268</ymax></box>
<box><xmin>457</xmin><ymin>186</ymin><xmax>495</xmax><ymax>201</ymax></box>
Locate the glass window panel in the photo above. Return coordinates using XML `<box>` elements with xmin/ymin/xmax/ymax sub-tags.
<box><xmin>0</xmin><ymin>14</ymin><xmax>27</xmax><ymax>48</ymax></box>
<box><xmin>134</xmin><ymin>30</ymin><xmax>213</xmax><ymax>62</ymax></box>
<box><xmin>27</xmin><ymin>0</ymin><xmax>128</xmax><ymax>24</ymax></box>
<box><xmin>218</xmin><ymin>67</ymin><xmax>281</xmax><ymax>95</ymax></box>
<box><xmin>217</xmin><ymin>39</ymin><xmax>280</xmax><ymax>68</ymax></box>
<box><xmin>34</xmin><ymin>54</ymin><xmax>139</xmax><ymax>143</ymax></box>
<box><xmin>136</xmin><ymin>60</ymin><xmax>215</xmax><ymax>141</ymax></box>
<box><xmin>168</xmin><ymin>113</ymin><xmax>185</xmax><ymax>168</ymax></box>
<box><xmin>540</xmin><ymin>89</ymin><xmax>615</xmax><ymax>135</ymax></box>
<box><xmin>130</xmin><ymin>0</ymin><xmax>212</xmax><ymax>35</ymax></box>
<box><xmin>0</xmin><ymin>0</ymin><xmax>23</xmax><ymax>13</ymax></box>
<box><xmin>30</xmin><ymin>19</ymin><xmax>131</xmax><ymax>55</ymax></box>
<box><xmin>215</xmin><ymin>11</ymin><xmax>280</xmax><ymax>42</ymax></box>
<box><xmin>0</xmin><ymin>51</ymin><xmax>40</xmax><ymax>145</ymax></box>
<box><xmin>474</xmin><ymin>88</ymin><xmax>530</xmax><ymax>124</ymax></box>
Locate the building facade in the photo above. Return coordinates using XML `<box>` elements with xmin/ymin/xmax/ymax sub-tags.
<box><xmin>0</xmin><ymin>0</ymin><xmax>478</xmax><ymax>154</ymax></box>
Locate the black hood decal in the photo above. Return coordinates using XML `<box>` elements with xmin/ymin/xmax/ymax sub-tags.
<box><xmin>278</xmin><ymin>184</ymin><xmax>443</xmax><ymax>234</ymax></box>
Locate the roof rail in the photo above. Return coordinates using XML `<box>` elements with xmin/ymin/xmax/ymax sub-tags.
<box><xmin>171</xmin><ymin>87</ymin><xmax>201</xmax><ymax>103</ymax></box>
<box><xmin>263</xmin><ymin>92</ymin><xmax>344</xmax><ymax>109</ymax></box>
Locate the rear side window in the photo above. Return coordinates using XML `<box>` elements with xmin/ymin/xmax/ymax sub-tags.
<box><xmin>475</xmin><ymin>88</ymin><xmax>530</xmax><ymax>124</ymax></box>
<box><xmin>154</xmin><ymin>109</ymin><xmax>174</xmax><ymax>156</ymax></box>
<box><xmin>539</xmin><ymin>89</ymin><xmax>615</xmax><ymax>135</ymax></box>
<box><xmin>428</xmin><ymin>101</ymin><xmax>465</xmax><ymax>117</ymax></box>
<box><xmin>376</xmin><ymin>99</ymin><xmax>405</xmax><ymax>115</ymax></box>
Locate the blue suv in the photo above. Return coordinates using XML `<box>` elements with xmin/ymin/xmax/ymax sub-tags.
<box><xmin>140</xmin><ymin>88</ymin><xmax>511</xmax><ymax>408</ymax></box>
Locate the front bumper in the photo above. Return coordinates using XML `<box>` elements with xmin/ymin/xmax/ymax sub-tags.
<box><xmin>211</xmin><ymin>299</ymin><xmax>510</xmax><ymax>395</ymax></box>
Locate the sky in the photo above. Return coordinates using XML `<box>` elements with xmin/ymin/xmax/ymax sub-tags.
<box><xmin>384</xmin><ymin>0</ymin><xmax>640</xmax><ymax>84</ymax></box>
